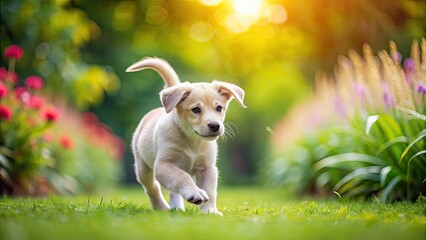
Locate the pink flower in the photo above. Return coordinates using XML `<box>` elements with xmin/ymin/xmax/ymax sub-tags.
<box><xmin>0</xmin><ymin>68</ymin><xmax>17</xmax><ymax>85</ymax></box>
<box><xmin>0</xmin><ymin>105</ymin><xmax>13</xmax><ymax>120</ymax></box>
<box><xmin>25</xmin><ymin>76</ymin><xmax>44</xmax><ymax>90</ymax></box>
<box><xmin>404</xmin><ymin>58</ymin><xmax>415</xmax><ymax>85</ymax></box>
<box><xmin>0</xmin><ymin>83</ymin><xmax>8</xmax><ymax>98</ymax></box>
<box><xmin>43</xmin><ymin>131</ymin><xmax>54</xmax><ymax>143</ymax></box>
<box><xmin>14</xmin><ymin>87</ymin><xmax>30</xmax><ymax>103</ymax></box>
<box><xmin>418</xmin><ymin>84</ymin><xmax>426</xmax><ymax>96</ymax></box>
<box><xmin>60</xmin><ymin>135</ymin><xmax>73</xmax><ymax>150</ymax></box>
<box><xmin>28</xmin><ymin>95</ymin><xmax>45</xmax><ymax>109</ymax></box>
<box><xmin>42</xmin><ymin>107</ymin><xmax>60</xmax><ymax>122</ymax></box>
<box><xmin>0</xmin><ymin>68</ymin><xmax>7</xmax><ymax>80</ymax></box>
<box><xmin>4</xmin><ymin>45</ymin><xmax>24</xmax><ymax>59</ymax></box>
<box><xmin>1</xmin><ymin>71</ymin><xmax>19</xmax><ymax>85</ymax></box>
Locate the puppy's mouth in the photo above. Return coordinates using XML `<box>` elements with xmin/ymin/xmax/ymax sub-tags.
<box><xmin>194</xmin><ymin>131</ymin><xmax>221</xmax><ymax>139</ymax></box>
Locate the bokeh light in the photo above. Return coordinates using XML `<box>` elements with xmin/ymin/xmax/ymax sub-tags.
<box><xmin>233</xmin><ymin>0</ymin><xmax>263</xmax><ymax>17</ymax></box>
<box><xmin>198</xmin><ymin>0</ymin><xmax>222</xmax><ymax>6</ymax></box>
<box><xmin>265</xmin><ymin>4</ymin><xmax>287</xmax><ymax>24</ymax></box>
<box><xmin>189</xmin><ymin>21</ymin><xmax>215</xmax><ymax>42</ymax></box>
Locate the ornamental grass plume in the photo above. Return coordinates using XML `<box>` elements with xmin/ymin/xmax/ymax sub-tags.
<box><xmin>318</xmin><ymin>38</ymin><xmax>425</xmax><ymax>119</ymax></box>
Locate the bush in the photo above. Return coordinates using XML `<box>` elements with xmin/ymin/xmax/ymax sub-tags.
<box><xmin>0</xmin><ymin>45</ymin><xmax>123</xmax><ymax>196</ymax></box>
<box><xmin>269</xmin><ymin>39</ymin><xmax>426</xmax><ymax>201</ymax></box>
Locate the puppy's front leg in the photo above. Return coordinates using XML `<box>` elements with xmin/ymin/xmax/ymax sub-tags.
<box><xmin>155</xmin><ymin>161</ymin><xmax>209</xmax><ymax>205</ymax></box>
<box><xmin>195</xmin><ymin>166</ymin><xmax>223</xmax><ymax>216</ymax></box>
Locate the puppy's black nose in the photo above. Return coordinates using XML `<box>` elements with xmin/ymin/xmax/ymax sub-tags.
<box><xmin>208</xmin><ymin>123</ymin><xmax>220</xmax><ymax>132</ymax></box>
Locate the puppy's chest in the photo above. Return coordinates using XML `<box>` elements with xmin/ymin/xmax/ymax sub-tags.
<box><xmin>175</xmin><ymin>146</ymin><xmax>214</xmax><ymax>172</ymax></box>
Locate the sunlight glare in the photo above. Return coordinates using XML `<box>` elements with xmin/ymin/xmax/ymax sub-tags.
<box><xmin>233</xmin><ymin>0</ymin><xmax>263</xmax><ymax>17</ymax></box>
<box><xmin>198</xmin><ymin>0</ymin><xmax>222</xmax><ymax>6</ymax></box>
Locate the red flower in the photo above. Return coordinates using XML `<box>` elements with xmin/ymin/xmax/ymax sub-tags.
<box><xmin>0</xmin><ymin>105</ymin><xmax>13</xmax><ymax>120</ymax></box>
<box><xmin>4</xmin><ymin>45</ymin><xmax>24</xmax><ymax>59</ymax></box>
<box><xmin>25</xmin><ymin>76</ymin><xmax>44</xmax><ymax>90</ymax></box>
<box><xmin>28</xmin><ymin>95</ymin><xmax>45</xmax><ymax>109</ymax></box>
<box><xmin>60</xmin><ymin>135</ymin><xmax>73</xmax><ymax>150</ymax></box>
<box><xmin>0</xmin><ymin>83</ymin><xmax>8</xmax><ymax>98</ymax></box>
<box><xmin>42</xmin><ymin>107</ymin><xmax>60</xmax><ymax>122</ymax></box>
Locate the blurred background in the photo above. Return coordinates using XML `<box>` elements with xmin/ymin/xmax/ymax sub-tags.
<box><xmin>1</xmin><ymin>0</ymin><xmax>425</xmax><ymax>196</ymax></box>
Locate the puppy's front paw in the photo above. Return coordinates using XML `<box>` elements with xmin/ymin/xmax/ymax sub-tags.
<box><xmin>182</xmin><ymin>188</ymin><xmax>209</xmax><ymax>205</ymax></box>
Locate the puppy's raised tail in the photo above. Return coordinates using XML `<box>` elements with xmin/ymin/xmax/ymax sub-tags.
<box><xmin>126</xmin><ymin>57</ymin><xmax>180</xmax><ymax>88</ymax></box>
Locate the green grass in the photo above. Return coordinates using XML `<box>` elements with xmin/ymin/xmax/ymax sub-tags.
<box><xmin>1</xmin><ymin>187</ymin><xmax>425</xmax><ymax>240</ymax></box>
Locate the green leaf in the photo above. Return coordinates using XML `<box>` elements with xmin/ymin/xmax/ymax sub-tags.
<box><xmin>406</xmin><ymin>150</ymin><xmax>426</xmax><ymax>181</ymax></box>
<box><xmin>379</xmin><ymin>166</ymin><xmax>392</xmax><ymax>188</ymax></box>
<box><xmin>375</xmin><ymin>114</ymin><xmax>404</xmax><ymax>139</ymax></box>
<box><xmin>365</xmin><ymin>115</ymin><xmax>379</xmax><ymax>135</ymax></box>
<box><xmin>315</xmin><ymin>153</ymin><xmax>386</xmax><ymax>170</ymax></box>
<box><xmin>334</xmin><ymin>166</ymin><xmax>382</xmax><ymax>190</ymax></box>
<box><xmin>0</xmin><ymin>153</ymin><xmax>12</xmax><ymax>171</ymax></box>
<box><xmin>400</xmin><ymin>129</ymin><xmax>426</xmax><ymax>163</ymax></box>
<box><xmin>396</xmin><ymin>106</ymin><xmax>426</xmax><ymax>121</ymax></box>
<box><xmin>376</xmin><ymin>136</ymin><xmax>409</xmax><ymax>156</ymax></box>
<box><xmin>380</xmin><ymin>176</ymin><xmax>403</xmax><ymax>202</ymax></box>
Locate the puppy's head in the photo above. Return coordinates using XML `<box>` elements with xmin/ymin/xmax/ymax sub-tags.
<box><xmin>160</xmin><ymin>80</ymin><xmax>246</xmax><ymax>141</ymax></box>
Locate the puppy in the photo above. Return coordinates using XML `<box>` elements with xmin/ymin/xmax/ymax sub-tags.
<box><xmin>126</xmin><ymin>58</ymin><xmax>246</xmax><ymax>216</ymax></box>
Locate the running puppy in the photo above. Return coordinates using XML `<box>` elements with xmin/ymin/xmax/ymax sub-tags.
<box><xmin>126</xmin><ymin>58</ymin><xmax>246</xmax><ymax>216</ymax></box>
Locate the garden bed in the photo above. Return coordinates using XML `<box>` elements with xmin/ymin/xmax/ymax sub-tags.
<box><xmin>1</xmin><ymin>187</ymin><xmax>425</xmax><ymax>240</ymax></box>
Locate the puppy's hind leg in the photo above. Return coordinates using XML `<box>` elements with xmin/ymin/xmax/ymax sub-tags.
<box><xmin>169</xmin><ymin>191</ymin><xmax>185</xmax><ymax>210</ymax></box>
<box><xmin>135</xmin><ymin>160</ymin><xmax>170</xmax><ymax>210</ymax></box>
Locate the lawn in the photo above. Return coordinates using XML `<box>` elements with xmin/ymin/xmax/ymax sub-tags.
<box><xmin>1</xmin><ymin>187</ymin><xmax>425</xmax><ymax>240</ymax></box>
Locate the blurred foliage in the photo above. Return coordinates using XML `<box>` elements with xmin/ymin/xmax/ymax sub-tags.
<box><xmin>2</xmin><ymin>0</ymin><xmax>425</xmax><ymax>184</ymax></box>
<box><xmin>268</xmin><ymin>40</ymin><xmax>426</xmax><ymax>201</ymax></box>
<box><xmin>0</xmin><ymin>47</ymin><xmax>122</xmax><ymax>196</ymax></box>
<box><xmin>1</xmin><ymin>0</ymin><xmax>119</xmax><ymax>109</ymax></box>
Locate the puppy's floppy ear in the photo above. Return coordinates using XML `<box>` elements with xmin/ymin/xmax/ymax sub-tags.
<box><xmin>213</xmin><ymin>80</ymin><xmax>247</xmax><ymax>108</ymax></box>
<box><xmin>160</xmin><ymin>83</ymin><xmax>192</xmax><ymax>113</ymax></box>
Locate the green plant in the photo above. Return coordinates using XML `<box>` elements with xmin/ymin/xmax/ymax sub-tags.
<box><xmin>270</xmin><ymin>39</ymin><xmax>426</xmax><ymax>201</ymax></box>
<box><xmin>0</xmin><ymin>45</ymin><xmax>61</xmax><ymax>195</ymax></box>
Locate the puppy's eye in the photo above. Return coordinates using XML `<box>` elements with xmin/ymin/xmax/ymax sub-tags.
<box><xmin>216</xmin><ymin>105</ymin><xmax>223</xmax><ymax>112</ymax></box>
<box><xmin>192</xmin><ymin>107</ymin><xmax>201</xmax><ymax>114</ymax></box>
